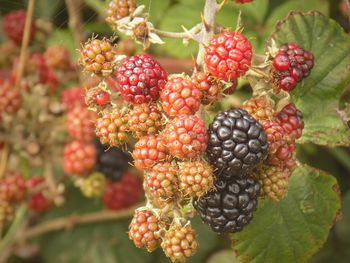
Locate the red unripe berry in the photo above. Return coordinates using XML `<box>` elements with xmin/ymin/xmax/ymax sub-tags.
<box><xmin>94</xmin><ymin>91</ymin><xmax>110</xmax><ymax>106</ymax></box>
<box><xmin>205</xmin><ymin>31</ymin><xmax>252</xmax><ymax>81</ymax></box>
<box><xmin>129</xmin><ymin>209</ymin><xmax>162</xmax><ymax>252</ymax></box>
<box><xmin>61</xmin><ymin>87</ymin><xmax>86</xmax><ymax>111</ymax></box>
<box><xmin>63</xmin><ymin>141</ymin><xmax>96</xmax><ymax>175</ymax></box>
<box><xmin>27</xmin><ymin>177</ymin><xmax>52</xmax><ymax>213</ymax></box>
<box><xmin>2</xmin><ymin>10</ymin><xmax>36</xmax><ymax>45</ymax></box>
<box><xmin>276</xmin><ymin>103</ymin><xmax>304</xmax><ymax>141</ymax></box>
<box><xmin>103</xmin><ymin>172</ymin><xmax>142</xmax><ymax>210</ymax></box>
<box><xmin>132</xmin><ymin>135</ymin><xmax>168</xmax><ymax>171</ymax></box>
<box><xmin>117</xmin><ymin>54</ymin><xmax>168</xmax><ymax>104</ymax></box>
<box><xmin>0</xmin><ymin>171</ymin><xmax>27</xmax><ymax>203</ymax></box>
<box><xmin>160</xmin><ymin>77</ymin><xmax>202</xmax><ymax>117</ymax></box>
<box><xmin>66</xmin><ymin>106</ymin><xmax>97</xmax><ymax>142</ymax></box>
<box><xmin>0</xmin><ymin>79</ymin><xmax>22</xmax><ymax>114</ymax></box>
<box><xmin>163</xmin><ymin>115</ymin><xmax>208</xmax><ymax>159</ymax></box>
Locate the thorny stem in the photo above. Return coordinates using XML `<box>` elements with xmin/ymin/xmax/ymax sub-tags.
<box><xmin>18</xmin><ymin>203</ymin><xmax>144</xmax><ymax>241</ymax></box>
<box><xmin>195</xmin><ymin>0</ymin><xmax>218</xmax><ymax>70</ymax></box>
<box><xmin>195</xmin><ymin>0</ymin><xmax>218</xmax><ymax>119</ymax></box>
<box><xmin>15</xmin><ymin>0</ymin><xmax>36</xmax><ymax>89</ymax></box>
<box><xmin>150</xmin><ymin>24</ymin><xmax>202</xmax><ymax>39</ymax></box>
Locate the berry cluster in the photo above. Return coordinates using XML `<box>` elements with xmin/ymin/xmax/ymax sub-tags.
<box><xmin>62</xmin><ymin>93</ymin><xmax>141</xmax><ymax>210</ymax></box>
<box><xmin>242</xmin><ymin>98</ymin><xmax>304</xmax><ymax>201</ymax></box>
<box><xmin>79</xmin><ymin>25</ymin><xmax>256</xmax><ymax>260</ymax></box>
<box><xmin>0</xmin><ymin>12</ymin><xmax>82</xmax><ymax>227</ymax></box>
<box><xmin>0</xmin><ymin>172</ymin><xmax>53</xmax><ymax>227</ymax></box>
<box><xmin>80</xmin><ymin>7</ymin><xmax>314</xmax><ymax>258</ymax></box>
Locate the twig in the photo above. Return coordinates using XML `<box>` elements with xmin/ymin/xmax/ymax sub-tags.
<box><xmin>21</xmin><ymin>203</ymin><xmax>143</xmax><ymax>241</ymax></box>
<box><xmin>15</xmin><ymin>0</ymin><xmax>36</xmax><ymax>88</ymax></box>
<box><xmin>65</xmin><ymin>0</ymin><xmax>84</xmax><ymax>48</ymax></box>
<box><xmin>150</xmin><ymin>24</ymin><xmax>202</xmax><ymax>39</ymax></box>
<box><xmin>43</xmin><ymin>160</ymin><xmax>58</xmax><ymax>195</ymax></box>
<box><xmin>0</xmin><ymin>143</ymin><xmax>9</xmax><ymax>179</ymax></box>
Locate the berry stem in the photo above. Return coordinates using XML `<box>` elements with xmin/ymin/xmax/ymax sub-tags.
<box><xmin>18</xmin><ymin>202</ymin><xmax>144</xmax><ymax>242</ymax></box>
<box><xmin>15</xmin><ymin>0</ymin><xmax>36</xmax><ymax>89</ymax></box>
<box><xmin>150</xmin><ymin>24</ymin><xmax>202</xmax><ymax>39</ymax></box>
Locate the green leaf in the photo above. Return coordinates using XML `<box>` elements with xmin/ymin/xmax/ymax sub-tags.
<box><xmin>40</xmin><ymin>220</ymin><xmax>150</xmax><ymax>263</ymax></box>
<box><xmin>85</xmin><ymin>0</ymin><xmax>108</xmax><ymax>17</ymax></box>
<box><xmin>268</xmin><ymin>11</ymin><xmax>350</xmax><ymax>146</ymax></box>
<box><xmin>34</xmin><ymin>0</ymin><xmax>61</xmax><ymax>18</ymax></box>
<box><xmin>232</xmin><ymin>0</ymin><xmax>269</xmax><ymax>25</ymax></box>
<box><xmin>231</xmin><ymin>164</ymin><xmax>341</xmax><ymax>263</ymax></box>
<box><xmin>137</xmin><ymin>0</ymin><xmax>171</xmax><ymax>25</ymax></box>
<box><xmin>157</xmin><ymin>1</ymin><xmax>202</xmax><ymax>58</ymax></box>
<box><xmin>38</xmin><ymin>186</ymin><xmax>151</xmax><ymax>263</ymax></box>
<box><xmin>207</xmin><ymin>249</ymin><xmax>240</xmax><ymax>263</ymax></box>
<box><xmin>311</xmin><ymin>191</ymin><xmax>350</xmax><ymax>263</ymax></box>
<box><xmin>266</xmin><ymin>0</ymin><xmax>329</xmax><ymax>29</ymax></box>
<box><xmin>157</xmin><ymin>0</ymin><xmax>269</xmax><ymax>58</ymax></box>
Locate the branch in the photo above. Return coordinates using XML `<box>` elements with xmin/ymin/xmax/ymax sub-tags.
<box><xmin>20</xmin><ymin>203</ymin><xmax>143</xmax><ymax>241</ymax></box>
<box><xmin>150</xmin><ymin>24</ymin><xmax>202</xmax><ymax>39</ymax></box>
<box><xmin>65</xmin><ymin>0</ymin><xmax>84</xmax><ymax>48</ymax></box>
<box><xmin>15</xmin><ymin>0</ymin><xmax>36</xmax><ymax>89</ymax></box>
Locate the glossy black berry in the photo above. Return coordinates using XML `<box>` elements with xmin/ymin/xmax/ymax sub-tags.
<box><xmin>193</xmin><ymin>175</ymin><xmax>260</xmax><ymax>233</ymax></box>
<box><xmin>206</xmin><ymin>108</ymin><xmax>268</xmax><ymax>177</ymax></box>
<box><xmin>95</xmin><ymin>141</ymin><xmax>131</xmax><ymax>181</ymax></box>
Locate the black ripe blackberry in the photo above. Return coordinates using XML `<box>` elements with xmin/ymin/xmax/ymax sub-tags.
<box><xmin>207</xmin><ymin>108</ymin><xmax>268</xmax><ymax>177</ymax></box>
<box><xmin>193</xmin><ymin>176</ymin><xmax>260</xmax><ymax>233</ymax></box>
<box><xmin>95</xmin><ymin>141</ymin><xmax>131</xmax><ymax>181</ymax></box>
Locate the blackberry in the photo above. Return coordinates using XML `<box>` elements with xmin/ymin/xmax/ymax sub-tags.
<box><xmin>193</xmin><ymin>176</ymin><xmax>260</xmax><ymax>233</ymax></box>
<box><xmin>94</xmin><ymin>141</ymin><xmax>131</xmax><ymax>181</ymax></box>
<box><xmin>206</xmin><ymin>108</ymin><xmax>268</xmax><ymax>177</ymax></box>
